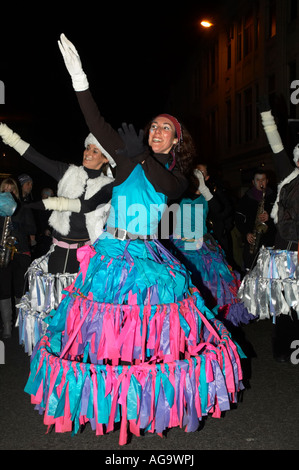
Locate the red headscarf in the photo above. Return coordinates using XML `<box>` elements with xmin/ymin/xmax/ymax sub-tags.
<box><xmin>157</xmin><ymin>113</ymin><xmax>182</xmax><ymax>143</ymax></box>
<box><xmin>154</xmin><ymin>114</ymin><xmax>182</xmax><ymax>171</ymax></box>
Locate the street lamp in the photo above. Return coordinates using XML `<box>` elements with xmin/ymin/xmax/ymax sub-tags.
<box><xmin>200</xmin><ymin>20</ymin><xmax>213</xmax><ymax>28</ymax></box>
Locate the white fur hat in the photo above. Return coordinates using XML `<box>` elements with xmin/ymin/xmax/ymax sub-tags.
<box><xmin>85</xmin><ymin>133</ymin><xmax>116</xmax><ymax>167</ymax></box>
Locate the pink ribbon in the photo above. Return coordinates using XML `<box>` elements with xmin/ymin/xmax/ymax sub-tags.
<box><xmin>60</xmin><ymin>300</ymin><xmax>93</xmax><ymax>359</ymax></box>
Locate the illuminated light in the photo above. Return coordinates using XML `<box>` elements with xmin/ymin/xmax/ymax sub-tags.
<box><xmin>200</xmin><ymin>20</ymin><xmax>213</xmax><ymax>28</ymax></box>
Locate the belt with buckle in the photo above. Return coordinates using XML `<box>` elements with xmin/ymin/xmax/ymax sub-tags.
<box><xmin>53</xmin><ymin>238</ymin><xmax>91</xmax><ymax>249</ymax></box>
<box><xmin>106</xmin><ymin>226</ymin><xmax>154</xmax><ymax>241</ymax></box>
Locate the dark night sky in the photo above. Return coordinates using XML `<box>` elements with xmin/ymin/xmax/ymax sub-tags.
<box><xmin>0</xmin><ymin>1</ymin><xmax>224</xmax><ymax>190</ymax></box>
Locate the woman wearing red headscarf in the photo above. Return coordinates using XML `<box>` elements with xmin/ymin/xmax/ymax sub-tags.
<box><xmin>23</xmin><ymin>34</ymin><xmax>245</xmax><ymax>445</ymax></box>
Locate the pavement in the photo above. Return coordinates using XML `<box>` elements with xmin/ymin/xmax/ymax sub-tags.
<box><xmin>0</xmin><ymin>318</ymin><xmax>298</xmax><ymax>453</ymax></box>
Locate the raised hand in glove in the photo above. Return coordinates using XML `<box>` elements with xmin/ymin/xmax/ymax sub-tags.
<box><xmin>0</xmin><ymin>123</ymin><xmax>29</xmax><ymax>155</ymax></box>
<box><xmin>260</xmin><ymin>110</ymin><xmax>284</xmax><ymax>154</ymax></box>
<box><xmin>58</xmin><ymin>33</ymin><xmax>89</xmax><ymax>91</ymax></box>
<box><xmin>194</xmin><ymin>169</ymin><xmax>213</xmax><ymax>201</ymax></box>
<box><xmin>116</xmin><ymin>123</ymin><xmax>146</xmax><ymax>159</ymax></box>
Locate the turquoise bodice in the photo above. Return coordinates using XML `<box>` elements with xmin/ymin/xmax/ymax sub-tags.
<box><xmin>173</xmin><ymin>194</ymin><xmax>208</xmax><ymax>239</ymax></box>
<box><xmin>106</xmin><ymin>164</ymin><xmax>167</xmax><ymax>236</ymax></box>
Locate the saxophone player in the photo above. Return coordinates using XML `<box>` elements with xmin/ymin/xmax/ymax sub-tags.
<box><xmin>235</xmin><ymin>168</ymin><xmax>277</xmax><ymax>275</ymax></box>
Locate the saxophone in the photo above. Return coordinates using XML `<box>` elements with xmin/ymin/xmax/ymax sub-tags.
<box><xmin>0</xmin><ymin>216</ymin><xmax>17</xmax><ymax>268</ymax></box>
<box><xmin>249</xmin><ymin>187</ymin><xmax>268</xmax><ymax>255</ymax></box>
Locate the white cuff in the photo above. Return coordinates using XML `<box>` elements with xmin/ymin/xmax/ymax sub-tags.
<box><xmin>201</xmin><ymin>189</ymin><xmax>213</xmax><ymax>201</ymax></box>
<box><xmin>43</xmin><ymin>197</ymin><xmax>81</xmax><ymax>212</ymax></box>
<box><xmin>71</xmin><ymin>73</ymin><xmax>89</xmax><ymax>92</ymax></box>
<box><xmin>0</xmin><ymin>123</ymin><xmax>30</xmax><ymax>155</ymax></box>
<box><xmin>261</xmin><ymin>111</ymin><xmax>284</xmax><ymax>154</ymax></box>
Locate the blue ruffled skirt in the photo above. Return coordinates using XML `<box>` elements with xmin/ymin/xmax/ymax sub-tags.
<box><xmin>25</xmin><ymin>233</ymin><xmax>245</xmax><ymax>444</ymax></box>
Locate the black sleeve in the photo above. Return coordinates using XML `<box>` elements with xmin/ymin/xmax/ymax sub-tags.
<box><xmin>80</xmin><ymin>182</ymin><xmax>114</xmax><ymax>213</ymax></box>
<box><xmin>207</xmin><ymin>195</ymin><xmax>221</xmax><ymax>214</ymax></box>
<box><xmin>76</xmin><ymin>90</ymin><xmax>124</xmax><ymax>165</ymax></box>
<box><xmin>272</xmin><ymin>149</ymin><xmax>294</xmax><ymax>181</ymax></box>
<box><xmin>23</xmin><ymin>146</ymin><xmax>68</xmax><ymax>181</ymax></box>
<box><xmin>141</xmin><ymin>156</ymin><xmax>188</xmax><ymax>199</ymax></box>
<box><xmin>23</xmin><ymin>200</ymin><xmax>46</xmax><ymax>211</ymax></box>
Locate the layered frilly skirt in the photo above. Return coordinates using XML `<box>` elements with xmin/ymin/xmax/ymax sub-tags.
<box><xmin>238</xmin><ymin>247</ymin><xmax>299</xmax><ymax>322</ymax></box>
<box><xmin>16</xmin><ymin>245</ymin><xmax>76</xmax><ymax>355</ymax></box>
<box><xmin>170</xmin><ymin>235</ymin><xmax>254</xmax><ymax>327</ymax></box>
<box><xmin>25</xmin><ymin>234</ymin><xmax>245</xmax><ymax>445</ymax></box>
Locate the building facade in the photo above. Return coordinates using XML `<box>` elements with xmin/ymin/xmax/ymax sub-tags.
<box><xmin>168</xmin><ymin>0</ymin><xmax>299</xmax><ymax>195</ymax></box>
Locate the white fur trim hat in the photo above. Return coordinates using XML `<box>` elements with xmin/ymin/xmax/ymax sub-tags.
<box><xmin>85</xmin><ymin>133</ymin><xmax>116</xmax><ymax>168</ymax></box>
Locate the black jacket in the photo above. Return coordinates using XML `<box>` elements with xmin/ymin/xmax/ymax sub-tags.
<box><xmin>272</xmin><ymin>149</ymin><xmax>299</xmax><ymax>248</ymax></box>
<box><xmin>235</xmin><ymin>186</ymin><xmax>277</xmax><ymax>247</ymax></box>
<box><xmin>0</xmin><ymin>201</ymin><xmax>36</xmax><ymax>254</ymax></box>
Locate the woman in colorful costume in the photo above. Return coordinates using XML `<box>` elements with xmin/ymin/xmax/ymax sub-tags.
<box><xmin>170</xmin><ymin>167</ymin><xmax>254</xmax><ymax>328</ymax></box>
<box><xmin>24</xmin><ymin>34</ymin><xmax>245</xmax><ymax>444</ymax></box>
<box><xmin>238</xmin><ymin>101</ymin><xmax>299</xmax><ymax>362</ymax></box>
<box><xmin>0</xmin><ymin>123</ymin><xmax>115</xmax><ymax>354</ymax></box>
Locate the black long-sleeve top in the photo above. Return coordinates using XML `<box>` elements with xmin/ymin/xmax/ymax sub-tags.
<box><xmin>75</xmin><ymin>89</ymin><xmax>188</xmax><ymax>201</ymax></box>
<box><xmin>272</xmin><ymin>149</ymin><xmax>294</xmax><ymax>181</ymax></box>
<box><xmin>24</xmin><ymin>89</ymin><xmax>189</xmax><ymax>221</ymax></box>
<box><xmin>271</xmin><ymin>149</ymin><xmax>298</xmax><ymax>248</ymax></box>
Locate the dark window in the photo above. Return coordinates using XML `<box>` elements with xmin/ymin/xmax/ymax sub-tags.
<box><xmin>244</xmin><ymin>13</ymin><xmax>254</xmax><ymax>56</ymax></box>
<box><xmin>244</xmin><ymin>88</ymin><xmax>253</xmax><ymax>142</ymax></box>
<box><xmin>269</xmin><ymin>0</ymin><xmax>277</xmax><ymax>38</ymax></box>
<box><xmin>226</xmin><ymin>99</ymin><xmax>232</xmax><ymax>147</ymax></box>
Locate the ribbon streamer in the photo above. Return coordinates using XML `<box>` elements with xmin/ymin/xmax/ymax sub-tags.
<box><xmin>238</xmin><ymin>247</ymin><xmax>299</xmax><ymax>322</ymax></box>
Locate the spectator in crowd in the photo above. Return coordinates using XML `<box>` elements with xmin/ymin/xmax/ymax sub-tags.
<box><xmin>0</xmin><ymin>177</ymin><xmax>36</xmax><ymax>338</ymax></box>
<box><xmin>196</xmin><ymin>162</ymin><xmax>236</xmax><ymax>267</ymax></box>
<box><xmin>18</xmin><ymin>173</ymin><xmax>33</xmax><ymax>202</ymax></box>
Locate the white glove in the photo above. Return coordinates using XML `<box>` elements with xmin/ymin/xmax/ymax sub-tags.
<box><xmin>194</xmin><ymin>169</ymin><xmax>213</xmax><ymax>201</ymax></box>
<box><xmin>43</xmin><ymin>197</ymin><xmax>81</xmax><ymax>212</ymax></box>
<box><xmin>261</xmin><ymin>110</ymin><xmax>284</xmax><ymax>154</ymax></box>
<box><xmin>58</xmin><ymin>33</ymin><xmax>89</xmax><ymax>92</ymax></box>
<box><xmin>0</xmin><ymin>123</ymin><xmax>30</xmax><ymax>155</ymax></box>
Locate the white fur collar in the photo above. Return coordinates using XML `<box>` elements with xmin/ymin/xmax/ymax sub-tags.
<box><xmin>271</xmin><ymin>168</ymin><xmax>299</xmax><ymax>223</ymax></box>
<box><xmin>49</xmin><ymin>165</ymin><xmax>113</xmax><ymax>240</ymax></box>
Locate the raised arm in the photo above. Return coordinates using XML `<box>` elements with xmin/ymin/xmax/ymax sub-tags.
<box><xmin>0</xmin><ymin>123</ymin><xmax>67</xmax><ymax>181</ymax></box>
<box><xmin>58</xmin><ymin>34</ymin><xmax>122</xmax><ymax>166</ymax></box>
<box><xmin>26</xmin><ymin>180</ymin><xmax>114</xmax><ymax>214</ymax></box>
<box><xmin>76</xmin><ymin>89</ymin><xmax>123</xmax><ymax>165</ymax></box>
<box><xmin>58</xmin><ymin>34</ymin><xmax>187</xmax><ymax>199</ymax></box>
<box><xmin>259</xmin><ymin>100</ymin><xmax>294</xmax><ymax>181</ymax></box>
